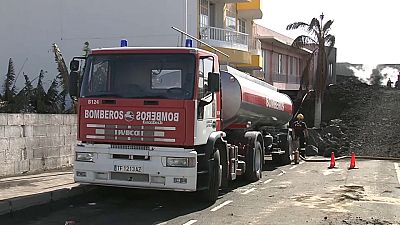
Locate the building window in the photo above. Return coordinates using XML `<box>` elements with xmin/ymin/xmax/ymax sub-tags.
<box><xmin>289</xmin><ymin>57</ymin><xmax>299</xmax><ymax>76</ymax></box>
<box><xmin>262</xmin><ymin>49</ymin><xmax>269</xmax><ymax>77</ymax></box>
<box><xmin>200</xmin><ymin>0</ymin><xmax>209</xmax><ymax>28</ymax></box>
<box><xmin>238</xmin><ymin>18</ymin><xmax>246</xmax><ymax>33</ymax></box>
<box><xmin>299</xmin><ymin>59</ymin><xmax>303</xmax><ymax>76</ymax></box>
<box><xmin>272</xmin><ymin>53</ymin><xmax>278</xmax><ymax>74</ymax></box>
<box><xmin>278</xmin><ymin>54</ymin><xmax>283</xmax><ymax>74</ymax></box>
<box><xmin>225</xmin><ymin>4</ymin><xmax>236</xmax><ymax>30</ymax></box>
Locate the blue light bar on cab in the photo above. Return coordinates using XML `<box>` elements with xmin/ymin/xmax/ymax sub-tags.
<box><xmin>120</xmin><ymin>39</ymin><xmax>128</xmax><ymax>47</ymax></box>
<box><xmin>185</xmin><ymin>39</ymin><xmax>193</xmax><ymax>47</ymax></box>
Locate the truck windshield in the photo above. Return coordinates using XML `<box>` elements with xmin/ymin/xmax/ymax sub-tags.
<box><xmin>80</xmin><ymin>53</ymin><xmax>196</xmax><ymax>99</ymax></box>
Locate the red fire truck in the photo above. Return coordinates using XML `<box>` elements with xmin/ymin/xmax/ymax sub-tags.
<box><xmin>69</xmin><ymin>43</ymin><xmax>293</xmax><ymax>202</ymax></box>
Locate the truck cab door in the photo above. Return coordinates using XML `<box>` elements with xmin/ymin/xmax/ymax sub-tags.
<box><xmin>195</xmin><ymin>57</ymin><xmax>217</xmax><ymax>145</ymax></box>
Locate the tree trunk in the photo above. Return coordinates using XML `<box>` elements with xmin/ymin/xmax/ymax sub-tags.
<box><xmin>314</xmin><ymin>92</ymin><xmax>322</xmax><ymax>128</ymax></box>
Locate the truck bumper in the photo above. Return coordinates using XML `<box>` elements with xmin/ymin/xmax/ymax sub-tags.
<box><xmin>74</xmin><ymin>144</ymin><xmax>198</xmax><ymax>191</ymax></box>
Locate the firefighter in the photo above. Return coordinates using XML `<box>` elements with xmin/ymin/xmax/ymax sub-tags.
<box><xmin>293</xmin><ymin>114</ymin><xmax>308</xmax><ymax>161</ymax></box>
<box><xmin>387</xmin><ymin>78</ymin><xmax>393</xmax><ymax>88</ymax></box>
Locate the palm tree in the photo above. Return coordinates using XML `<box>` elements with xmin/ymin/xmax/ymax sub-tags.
<box><xmin>3</xmin><ymin>58</ymin><xmax>17</xmax><ymax>102</ymax></box>
<box><xmin>287</xmin><ymin>13</ymin><xmax>335</xmax><ymax>128</ymax></box>
<box><xmin>1</xmin><ymin>58</ymin><xmax>18</xmax><ymax>112</ymax></box>
<box><xmin>34</xmin><ymin>69</ymin><xmax>47</xmax><ymax>113</ymax></box>
<box><xmin>16</xmin><ymin>73</ymin><xmax>35</xmax><ymax>113</ymax></box>
<box><xmin>46</xmin><ymin>78</ymin><xmax>62</xmax><ymax>113</ymax></box>
<box><xmin>52</xmin><ymin>43</ymin><xmax>69</xmax><ymax>96</ymax></box>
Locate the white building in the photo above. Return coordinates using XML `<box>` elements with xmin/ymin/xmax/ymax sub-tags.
<box><xmin>4</xmin><ymin>1</ymin><xmax>315</xmax><ymax>91</ymax></box>
<box><xmin>0</xmin><ymin>0</ymin><xmax>199</xmax><ymax>88</ymax></box>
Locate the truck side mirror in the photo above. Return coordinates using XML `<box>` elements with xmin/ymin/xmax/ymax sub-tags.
<box><xmin>69</xmin><ymin>71</ymin><xmax>79</xmax><ymax>98</ymax></box>
<box><xmin>70</xmin><ymin>60</ymin><xmax>80</xmax><ymax>72</ymax></box>
<box><xmin>208</xmin><ymin>72</ymin><xmax>220</xmax><ymax>92</ymax></box>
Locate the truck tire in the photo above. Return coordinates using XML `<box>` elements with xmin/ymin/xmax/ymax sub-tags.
<box><xmin>245</xmin><ymin>142</ymin><xmax>262</xmax><ymax>182</ymax></box>
<box><xmin>202</xmin><ymin>150</ymin><xmax>221</xmax><ymax>203</ymax></box>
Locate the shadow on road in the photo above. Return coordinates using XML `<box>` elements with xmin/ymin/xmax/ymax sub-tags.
<box><xmin>0</xmin><ymin>187</ymin><xmax>212</xmax><ymax>225</ymax></box>
<box><xmin>0</xmin><ymin>160</ymin><xmax>286</xmax><ymax>225</ymax></box>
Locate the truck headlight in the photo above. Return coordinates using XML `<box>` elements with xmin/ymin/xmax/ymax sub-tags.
<box><xmin>166</xmin><ymin>157</ymin><xmax>195</xmax><ymax>167</ymax></box>
<box><xmin>76</xmin><ymin>152</ymin><xmax>94</xmax><ymax>162</ymax></box>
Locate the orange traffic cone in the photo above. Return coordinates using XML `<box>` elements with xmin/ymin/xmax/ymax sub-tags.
<box><xmin>328</xmin><ymin>151</ymin><xmax>336</xmax><ymax>169</ymax></box>
<box><xmin>348</xmin><ymin>152</ymin><xmax>357</xmax><ymax>169</ymax></box>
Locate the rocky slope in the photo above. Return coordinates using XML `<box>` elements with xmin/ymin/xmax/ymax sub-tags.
<box><xmin>306</xmin><ymin>77</ymin><xmax>400</xmax><ymax>158</ymax></box>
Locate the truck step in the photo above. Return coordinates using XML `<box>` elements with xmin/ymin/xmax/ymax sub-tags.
<box><xmin>237</xmin><ymin>160</ymin><xmax>246</xmax><ymax>175</ymax></box>
<box><xmin>236</xmin><ymin>169</ymin><xmax>243</xmax><ymax>176</ymax></box>
<box><xmin>197</xmin><ymin>170</ymin><xmax>208</xmax><ymax>175</ymax></box>
<box><xmin>271</xmin><ymin>150</ymin><xmax>285</xmax><ymax>155</ymax></box>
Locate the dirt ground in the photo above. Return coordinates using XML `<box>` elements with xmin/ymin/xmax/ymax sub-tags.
<box><xmin>301</xmin><ymin>77</ymin><xmax>400</xmax><ymax>158</ymax></box>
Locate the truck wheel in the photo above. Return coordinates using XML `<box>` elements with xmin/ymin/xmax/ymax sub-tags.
<box><xmin>202</xmin><ymin>150</ymin><xmax>221</xmax><ymax>203</ymax></box>
<box><xmin>245</xmin><ymin>142</ymin><xmax>262</xmax><ymax>182</ymax></box>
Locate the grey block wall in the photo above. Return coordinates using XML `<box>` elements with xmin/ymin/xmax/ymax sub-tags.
<box><xmin>0</xmin><ymin>114</ymin><xmax>77</xmax><ymax>177</ymax></box>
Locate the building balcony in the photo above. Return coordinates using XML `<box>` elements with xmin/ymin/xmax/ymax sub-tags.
<box><xmin>236</xmin><ymin>37</ymin><xmax>262</xmax><ymax>70</ymax></box>
<box><xmin>236</xmin><ymin>54</ymin><xmax>262</xmax><ymax>70</ymax></box>
<box><xmin>200</xmin><ymin>26</ymin><xmax>249</xmax><ymax>52</ymax></box>
<box><xmin>237</xmin><ymin>0</ymin><xmax>263</xmax><ymax>19</ymax></box>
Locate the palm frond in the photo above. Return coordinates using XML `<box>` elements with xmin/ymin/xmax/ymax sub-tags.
<box><xmin>56</xmin><ymin>89</ymin><xmax>67</xmax><ymax>112</ymax></box>
<box><xmin>309</xmin><ymin>18</ymin><xmax>321</xmax><ymax>34</ymax></box>
<box><xmin>286</xmin><ymin>22</ymin><xmax>309</xmax><ymax>31</ymax></box>
<box><xmin>291</xmin><ymin>35</ymin><xmax>317</xmax><ymax>48</ymax></box>
<box><xmin>47</xmin><ymin>81</ymin><xmax>58</xmax><ymax>103</ymax></box>
<box><xmin>323</xmin><ymin>20</ymin><xmax>334</xmax><ymax>34</ymax></box>
<box><xmin>52</xmin><ymin>43</ymin><xmax>69</xmax><ymax>92</ymax></box>
<box><xmin>23</xmin><ymin>73</ymin><xmax>33</xmax><ymax>91</ymax></box>
<box><xmin>325</xmin><ymin>34</ymin><xmax>335</xmax><ymax>47</ymax></box>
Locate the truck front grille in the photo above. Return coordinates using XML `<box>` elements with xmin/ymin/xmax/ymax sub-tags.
<box><xmin>111</xmin><ymin>172</ymin><xmax>149</xmax><ymax>182</ymax></box>
<box><xmin>110</xmin><ymin>144</ymin><xmax>151</xmax><ymax>150</ymax></box>
<box><xmin>112</xmin><ymin>154</ymin><xmax>150</xmax><ymax>160</ymax></box>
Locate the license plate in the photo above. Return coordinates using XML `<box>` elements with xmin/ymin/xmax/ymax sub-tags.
<box><xmin>114</xmin><ymin>165</ymin><xmax>142</xmax><ymax>173</ymax></box>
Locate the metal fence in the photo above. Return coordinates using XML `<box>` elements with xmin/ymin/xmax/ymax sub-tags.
<box><xmin>200</xmin><ymin>26</ymin><xmax>249</xmax><ymax>46</ymax></box>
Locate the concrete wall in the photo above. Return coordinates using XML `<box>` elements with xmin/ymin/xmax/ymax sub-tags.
<box><xmin>0</xmin><ymin>114</ymin><xmax>77</xmax><ymax>177</ymax></box>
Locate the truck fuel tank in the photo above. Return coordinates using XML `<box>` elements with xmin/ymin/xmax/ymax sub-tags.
<box><xmin>220</xmin><ymin>66</ymin><xmax>293</xmax><ymax>129</ymax></box>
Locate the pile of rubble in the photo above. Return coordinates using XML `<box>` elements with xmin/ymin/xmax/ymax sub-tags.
<box><xmin>306</xmin><ymin>77</ymin><xmax>400</xmax><ymax>158</ymax></box>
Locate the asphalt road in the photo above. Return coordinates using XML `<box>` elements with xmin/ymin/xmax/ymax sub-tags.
<box><xmin>1</xmin><ymin>158</ymin><xmax>399</xmax><ymax>225</ymax></box>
